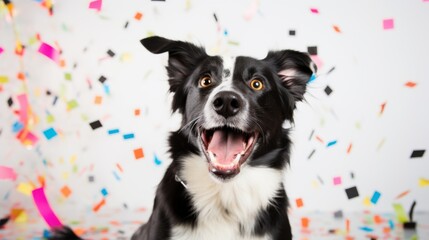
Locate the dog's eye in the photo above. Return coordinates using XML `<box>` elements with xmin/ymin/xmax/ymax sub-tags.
<box><xmin>199</xmin><ymin>76</ymin><xmax>213</xmax><ymax>88</ymax></box>
<box><xmin>250</xmin><ymin>79</ymin><xmax>264</xmax><ymax>91</ymax></box>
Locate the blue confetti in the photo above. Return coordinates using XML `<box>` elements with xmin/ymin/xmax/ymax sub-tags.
<box><xmin>101</xmin><ymin>188</ymin><xmax>108</xmax><ymax>196</ymax></box>
<box><xmin>359</xmin><ymin>226</ymin><xmax>374</xmax><ymax>232</ymax></box>
<box><xmin>389</xmin><ymin>219</ymin><xmax>395</xmax><ymax>230</ymax></box>
<box><xmin>43</xmin><ymin>127</ymin><xmax>58</xmax><ymax>140</ymax></box>
<box><xmin>371</xmin><ymin>191</ymin><xmax>381</xmax><ymax>204</ymax></box>
<box><xmin>108</xmin><ymin>129</ymin><xmax>120</xmax><ymax>135</ymax></box>
<box><xmin>113</xmin><ymin>171</ymin><xmax>121</xmax><ymax>181</ymax></box>
<box><xmin>308</xmin><ymin>73</ymin><xmax>317</xmax><ymax>83</ymax></box>
<box><xmin>103</xmin><ymin>84</ymin><xmax>110</xmax><ymax>95</ymax></box>
<box><xmin>154</xmin><ymin>155</ymin><xmax>162</xmax><ymax>166</ymax></box>
<box><xmin>123</xmin><ymin>133</ymin><xmax>135</xmax><ymax>140</ymax></box>
<box><xmin>327</xmin><ymin>140</ymin><xmax>337</xmax><ymax>147</ymax></box>
<box><xmin>12</xmin><ymin>121</ymin><xmax>24</xmax><ymax>133</ymax></box>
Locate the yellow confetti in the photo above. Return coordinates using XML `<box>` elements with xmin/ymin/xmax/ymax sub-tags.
<box><xmin>419</xmin><ymin>178</ymin><xmax>429</xmax><ymax>187</ymax></box>
<box><xmin>17</xmin><ymin>182</ymin><xmax>35</xmax><ymax>196</ymax></box>
<box><xmin>14</xmin><ymin>210</ymin><xmax>28</xmax><ymax>223</ymax></box>
<box><xmin>363</xmin><ymin>196</ymin><xmax>371</xmax><ymax>206</ymax></box>
<box><xmin>0</xmin><ymin>76</ymin><xmax>9</xmax><ymax>83</ymax></box>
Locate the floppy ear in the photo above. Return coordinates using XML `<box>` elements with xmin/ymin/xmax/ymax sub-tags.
<box><xmin>263</xmin><ymin>50</ymin><xmax>316</xmax><ymax>102</ymax></box>
<box><xmin>140</xmin><ymin>36</ymin><xmax>208</xmax><ymax>93</ymax></box>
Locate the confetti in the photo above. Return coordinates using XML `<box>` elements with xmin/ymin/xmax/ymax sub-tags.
<box><xmin>154</xmin><ymin>155</ymin><xmax>162</xmax><ymax>165</ymax></box>
<box><xmin>67</xmin><ymin>99</ymin><xmax>79</xmax><ymax>110</ymax></box>
<box><xmin>60</xmin><ymin>185</ymin><xmax>72</xmax><ymax>198</ymax></box>
<box><xmin>307</xmin><ymin>46</ymin><xmax>318</xmax><ymax>55</ymax></box>
<box><xmin>405</xmin><ymin>81</ymin><xmax>417</xmax><ymax>88</ymax></box>
<box><xmin>32</xmin><ymin>187</ymin><xmax>63</xmax><ymax>228</ymax></box>
<box><xmin>38</xmin><ymin>42</ymin><xmax>59</xmax><ymax>62</ymax></box>
<box><xmin>383</xmin><ymin>18</ymin><xmax>394</xmax><ymax>30</ymax></box>
<box><xmin>393</xmin><ymin>203</ymin><xmax>409</xmax><ymax>223</ymax></box>
<box><xmin>0</xmin><ymin>166</ymin><xmax>17</xmax><ymax>180</ymax></box>
<box><xmin>345</xmin><ymin>186</ymin><xmax>359</xmax><ymax>199</ymax></box>
<box><xmin>333</xmin><ymin>25</ymin><xmax>341</xmax><ymax>33</ymax></box>
<box><xmin>295</xmin><ymin>198</ymin><xmax>304</xmax><ymax>208</ymax></box>
<box><xmin>370</xmin><ymin>191</ymin><xmax>381</xmax><ymax>204</ymax></box>
<box><xmin>43</xmin><ymin>127</ymin><xmax>58</xmax><ymax>140</ymax></box>
<box><xmin>347</xmin><ymin>143</ymin><xmax>353</xmax><ymax>154</ymax></box>
<box><xmin>99</xmin><ymin>75</ymin><xmax>107</xmax><ymax>83</ymax></box>
<box><xmin>134</xmin><ymin>148</ymin><xmax>144</xmax><ymax>159</ymax></box>
<box><xmin>419</xmin><ymin>178</ymin><xmax>429</xmax><ymax>187</ymax></box>
<box><xmin>89</xmin><ymin>0</ymin><xmax>102</xmax><ymax>11</ymax></box>
<box><xmin>359</xmin><ymin>226</ymin><xmax>374</xmax><ymax>232</ymax></box>
<box><xmin>89</xmin><ymin>120</ymin><xmax>103</xmax><ymax>130</ymax></box>
<box><xmin>0</xmin><ymin>76</ymin><xmax>9</xmax><ymax>83</ymax></box>
<box><xmin>289</xmin><ymin>30</ymin><xmax>296</xmax><ymax>36</ymax></box>
<box><xmin>101</xmin><ymin>188</ymin><xmax>108</xmax><ymax>197</ymax></box>
<box><xmin>0</xmin><ymin>46</ymin><xmax>4</xmax><ymax>55</ymax></box>
<box><xmin>324</xmin><ymin>86</ymin><xmax>333</xmax><ymax>96</ymax></box>
<box><xmin>395</xmin><ymin>190</ymin><xmax>410</xmax><ymax>199</ymax></box>
<box><xmin>333</xmin><ymin>176</ymin><xmax>342</xmax><ymax>185</ymax></box>
<box><xmin>307</xmin><ymin>149</ymin><xmax>316</xmax><ymax>159</ymax></box>
<box><xmin>134</xmin><ymin>12</ymin><xmax>143</xmax><ymax>21</ymax></box>
<box><xmin>94</xmin><ymin>95</ymin><xmax>103</xmax><ymax>104</ymax></box>
<box><xmin>327</xmin><ymin>140</ymin><xmax>337</xmax><ymax>147</ymax></box>
<box><xmin>310</xmin><ymin>8</ymin><xmax>319</xmax><ymax>14</ymax></box>
<box><xmin>107</xmin><ymin>49</ymin><xmax>115</xmax><ymax>57</ymax></box>
<box><xmin>301</xmin><ymin>217</ymin><xmax>310</xmax><ymax>228</ymax></box>
<box><xmin>64</xmin><ymin>72</ymin><xmax>72</xmax><ymax>81</ymax></box>
<box><xmin>108</xmin><ymin>129</ymin><xmax>119</xmax><ymax>135</ymax></box>
<box><xmin>93</xmin><ymin>198</ymin><xmax>106</xmax><ymax>212</ymax></box>
<box><xmin>379</xmin><ymin>102</ymin><xmax>387</xmax><ymax>115</ymax></box>
<box><xmin>123</xmin><ymin>133</ymin><xmax>135</xmax><ymax>140</ymax></box>
<box><xmin>410</xmin><ymin>150</ymin><xmax>425</xmax><ymax>158</ymax></box>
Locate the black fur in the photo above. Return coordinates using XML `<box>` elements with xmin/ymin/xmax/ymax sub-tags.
<box><xmin>49</xmin><ymin>36</ymin><xmax>315</xmax><ymax>240</ymax></box>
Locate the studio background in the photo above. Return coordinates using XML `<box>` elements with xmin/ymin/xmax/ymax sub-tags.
<box><xmin>0</xmin><ymin>0</ymin><xmax>428</xmax><ymax>238</ymax></box>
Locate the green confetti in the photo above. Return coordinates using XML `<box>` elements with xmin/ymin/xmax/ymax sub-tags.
<box><xmin>393</xmin><ymin>203</ymin><xmax>409</xmax><ymax>223</ymax></box>
<box><xmin>67</xmin><ymin>100</ymin><xmax>79</xmax><ymax>110</ymax></box>
<box><xmin>64</xmin><ymin>73</ymin><xmax>72</xmax><ymax>81</ymax></box>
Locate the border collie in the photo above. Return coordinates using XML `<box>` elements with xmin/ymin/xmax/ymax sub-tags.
<box><xmin>49</xmin><ymin>36</ymin><xmax>316</xmax><ymax>240</ymax></box>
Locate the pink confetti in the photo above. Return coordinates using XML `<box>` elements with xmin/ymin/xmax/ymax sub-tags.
<box><xmin>89</xmin><ymin>0</ymin><xmax>102</xmax><ymax>11</ymax></box>
<box><xmin>0</xmin><ymin>47</ymin><xmax>4</xmax><ymax>55</ymax></box>
<box><xmin>38</xmin><ymin>42</ymin><xmax>59</xmax><ymax>62</ymax></box>
<box><xmin>333</xmin><ymin>176</ymin><xmax>342</xmax><ymax>185</ymax></box>
<box><xmin>17</xmin><ymin>94</ymin><xmax>29</xmax><ymax>123</ymax></box>
<box><xmin>310</xmin><ymin>8</ymin><xmax>319</xmax><ymax>14</ymax></box>
<box><xmin>0</xmin><ymin>166</ymin><xmax>17</xmax><ymax>180</ymax></box>
<box><xmin>383</xmin><ymin>19</ymin><xmax>394</xmax><ymax>30</ymax></box>
<box><xmin>32</xmin><ymin>187</ymin><xmax>63</xmax><ymax>228</ymax></box>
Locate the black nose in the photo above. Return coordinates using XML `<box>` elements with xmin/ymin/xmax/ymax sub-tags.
<box><xmin>212</xmin><ymin>91</ymin><xmax>243</xmax><ymax>118</ymax></box>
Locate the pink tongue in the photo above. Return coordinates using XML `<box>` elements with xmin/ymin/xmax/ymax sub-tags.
<box><xmin>207</xmin><ymin>129</ymin><xmax>245</xmax><ymax>165</ymax></box>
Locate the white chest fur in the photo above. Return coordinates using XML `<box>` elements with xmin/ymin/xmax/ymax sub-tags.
<box><xmin>171</xmin><ymin>154</ymin><xmax>284</xmax><ymax>240</ymax></box>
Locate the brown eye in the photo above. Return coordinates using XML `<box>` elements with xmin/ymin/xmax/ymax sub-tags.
<box><xmin>250</xmin><ymin>79</ymin><xmax>264</xmax><ymax>91</ymax></box>
<box><xmin>199</xmin><ymin>76</ymin><xmax>213</xmax><ymax>88</ymax></box>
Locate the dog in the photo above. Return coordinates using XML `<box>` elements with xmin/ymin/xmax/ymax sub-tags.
<box><xmin>49</xmin><ymin>36</ymin><xmax>316</xmax><ymax>240</ymax></box>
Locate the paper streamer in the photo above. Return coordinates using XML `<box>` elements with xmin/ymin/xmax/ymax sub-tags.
<box><xmin>32</xmin><ymin>187</ymin><xmax>63</xmax><ymax>228</ymax></box>
<box><xmin>0</xmin><ymin>166</ymin><xmax>17</xmax><ymax>180</ymax></box>
<box><xmin>38</xmin><ymin>42</ymin><xmax>59</xmax><ymax>62</ymax></box>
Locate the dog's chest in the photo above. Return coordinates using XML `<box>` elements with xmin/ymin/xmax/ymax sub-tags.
<box><xmin>171</xmin><ymin>154</ymin><xmax>283</xmax><ymax>240</ymax></box>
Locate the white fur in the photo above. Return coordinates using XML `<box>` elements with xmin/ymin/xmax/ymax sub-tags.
<box><xmin>171</xmin><ymin>154</ymin><xmax>284</xmax><ymax>240</ymax></box>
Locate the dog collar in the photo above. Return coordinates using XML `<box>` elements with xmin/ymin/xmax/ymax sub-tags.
<box><xmin>175</xmin><ymin>174</ymin><xmax>188</xmax><ymax>189</ymax></box>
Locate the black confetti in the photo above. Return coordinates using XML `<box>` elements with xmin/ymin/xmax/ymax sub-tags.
<box><xmin>308</xmin><ymin>149</ymin><xmax>316</xmax><ymax>159</ymax></box>
<box><xmin>410</xmin><ymin>150</ymin><xmax>425</xmax><ymax>158</ymax></box>
<box><xmin>289</xmin><ymin>30</ymin><xmax>296</xmax><ymax>36</ymax></box>
<box><xmin>7</xmin><ymin>97</ymin><xmax>13</xmax><ymax>107</ymax></box>
<box><xmin>99</xmin><ymin>75</ymin><xmax>107</xmax><ymax>83</ymax></box>
<box><xmin>89</xmin><ymin>120</ymin><xmax>103</xmax><ymax>130</ymax></box>
<box><xmin>107</xmin><ymin>49</ymin><xmax>115</xmax><ymax>57</ymax></box>
<box><xmin>345</xmin><ymin>186</ymin><xmax>359</xmax><ymax>199</ymax></box>
<box><xmin>324</xmin><ymin>85</ymin><xmax>333</xmax><ymax>96</ymax></box>
<box><xmin>307</xmin><ymin>46</ymin><xmax>318</xmax><ymax>55</ymax></box>
<box><xmin>124</xmin><ymin>21</ymin><xmax>129</xmax><ymax>28</ymax></box>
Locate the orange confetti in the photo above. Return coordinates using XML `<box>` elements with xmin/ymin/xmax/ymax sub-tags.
<box><xmin>134</xmin><ymin>12</ymin><xmax>143</xmax><ymax>21</ymax></box>
<box><xmin>405</xmin><ymin>81</ymin><xmax>417</xmax><ymax>88</ymax></box>
<box><xmin>116</xmin><ymin>163</ymin><xmax>123</xmax><ymax>173</ymax></box>
<box><xmin>379</xmin><ymin>102</ymin><xmax>387</xmax><ymax>115</ymax></box>
<box><xmin>333</xmin><ymin>25</ymin><xmax>341</xmax><ymax>33</ymax></box>
<box><xmin>295</xmin><ymin>198</ymin><xmax>304</xmax><ymax>208</ymax></box>
<box><xmin>17</xmin><ymin>72</ymin><xmax>25</xmax><ymax>81</ymax></box>
<box><xmin>301</xmin><ymin>217</ymin><xmax>309</xmax><ymax>228</ymax></box>
<box><xmin>346</xmin><ymin>218</ymin><xmax>350</xmax><ymax>233</ymax></box>
<box><xmin>134</xmin><ymin>148</ymin><xmax>144</xmax><ymax>160</ymax></box>
<box><xmin>374</xmin><ymin>215</ymin><xmax>383</xmax><ymax>224</ymax></box>
<box><xmin>94</xmin><ymin>95</ymin><xmax>103</xmax><ymax>105</ymax></box>
<box><xmin>383</xmin><ymin>226</ymin><xmax>391</xmax><ymax>234</ymax></box>
<box><xmin>347</xmin><ymin>143</ymin><xmax>353</xmax><ymax>154</ymax></box>
<box><xmin>60</xmin><ymin>185</ymin><xmax>72</xmax><ymax>198</ymax></box>
<box><xmin>37</xmin><ymin>175</ymin><xmax>46</xmax><ymax>187</ymax></box>
<box><xmin>395</xmin><ymin>190</ymin><xmax>410</xmax><ymax>199</ymax></box>
<box><xmin>134</xmin><ymin>108</ymin><xmax>141</xmax><ymax>116</ymax></box>
<box><xmin>93</xmin><ymin>198</ymin><xmax>106</xmax><ymax>212</ymax></box>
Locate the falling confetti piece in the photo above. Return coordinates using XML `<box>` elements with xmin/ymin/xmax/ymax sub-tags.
<box><xmin>383</xmin><ymin>18</ymin><xmax>394</xmax><ymax>30</ymax></box>
<box><xmin>134</xmin><ymin>12</ymin><xmax>143</xmax><ymax>20</ymax></box>
<box><xmin>0</xmin><ymin>46</ymin><xmax>4</xmax><ymax>55</ymax></box>
<box><xmin>301</xmin><ymin>217</ymin><xmax>310</xmax><ymax>228</ymax></box>
<box><xmin>38</xmin><ymin>42</ymin><xmax>59</xmax><ymax>62</ymax></box>
<box><xmin>359</xmin><ymin>226</ymin><xmax>374</xmax><ymax>232</ymax></box>
<box><xmin>395</xmin><ymin>190</ymin><xmax>410</xmax><ymax>199</ymax></box>
<box><xmin>60</xmin><ymin>185</ymin><xmax>72</xmax><ymax>198</ymax></box>
<box><xmin>327</xmin><ymin>140</ymin><xmax>337</xmax><ymax>147</ymax></box>
<box><xmin>101</xmin><ymin>188</ymin><xmax>108</xmax><ymax>196</ymax></box>
<box><xmin>333</xmin><ymin>25</ymin><xmax>341</xmax><ymax>33</ymax></box>
<box><xmin>89</xmin><ymin>0</ymin><xmax>102</xmax><ymax>11</ymax></box>
<box><xmin>310</xmin><ymin>8</ymin><xmax>319</xmax><ymax>14</ymax></box>
<box><xmin>347</xmin><ymin>143</ymin><xmax>353</xmax><ymax>154</ymax></box>
<box><xmin>379</xmin><ymin>102</ymin><xmax>387</xmax><ymax>115</ymax></box>
<box><xmin>419</xmin><ymin>178</ymin><xmax>429</xmax><ymax>187</ymax></box>
<box><xmin>92</xmin><ymin>198</ymin><xmax>106</xmax><ymax>212</ymax></box>
<box><xmin>333</xmin><ymin>176</ymin><xmax>342</xmax><ymax>185</ymax></box>
<box><xmin>123</xmin><ymin>133</ymin><xmax>135</xmax><ymax>139</ymax></box>
<box><xmin>307</xmin><ymin>46</ymin><xmax>318</xmax><ymax>55</ymax></box>
<box><xmin>67</xmin><ymin>99</ymin><xmax>79</xmax><ymax>110</ymax></box>
<box><xmin>0</xmin><ymin>166</ymin><xmax>17</xmax><ymax>180</ymax></box>
<box><xmin>43</xmin><ymin>127</ymin><xmax>58</xmax><ymax>140</ymax></box>
<box><xmin>89</xmin><ymin>120</ymin><xmax>103</xmax><ymax>130</ymax></box>
<box><xmin>289</xmin><ymin>30</ymin><xmax>296</xmax><ymax>36</ymax></box>
<box><xmin>345</xmin><ymin>186</ymin><xmax>359</xmax><ymax>199</ymax></box>
<box><xmin>405</xmin><ymin>81</ymin><xmax>417</xmax><ymax>88</ymax></box>
<box><xmin>393</xmin><ymin>203</ymin><xmax>409</xmax><ymax>223</ymax></box>
<box><xmin>296</xmin><ymin>198</ymin><xmax>304</xmax><ymax>208</ymax></box>
<box><xmin>154</xmin><ymin>155</ymin><xmax>162</xmax><ymax>165</ymax></box>
<box><xmin>134</xmin><ymin>148</ymin><xmax>144</xmax><ymax>159</ymax></box>
<box><xmin>370</xmin><ymin>191</ymin><xmax>381</xmax><ymax>204</ymax></box>
<box><xmin>410</xmin><ymin>149</ymin><xmax>425</xmax><ymax>158</ymax></box>
<box><xmin>108</xmin><ymin>129</ymin><xmax>119</xmax><ymax>135</ymax></box>
<box><xmin>0</xmin><ymin>76</ymin><xmax>9</xmax><ymax>83</ymax></box>
<box><xmin>32</xmin><ymin>187</ymin><xmax>63</xmax><ymax>228</ymax></box>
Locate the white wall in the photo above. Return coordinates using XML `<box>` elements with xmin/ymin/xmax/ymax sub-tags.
<box><xmin>1</xmin><ymin>0</ymin><xmax>428</xmax><ymax>221</ymax></box>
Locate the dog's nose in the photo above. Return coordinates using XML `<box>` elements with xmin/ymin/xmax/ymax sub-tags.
<box><xmin>212</xmin><ymin>91</ymin><xmax>243</xmax><ymax>118</ymax></box>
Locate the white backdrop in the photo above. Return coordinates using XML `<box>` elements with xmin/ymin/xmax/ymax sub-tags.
<box><xmin>1</xmin><ymin>0</ymin><xmax>428</xmax><ymax>223</ymax></box>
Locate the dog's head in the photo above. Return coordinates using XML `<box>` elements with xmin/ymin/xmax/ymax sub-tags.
<box><xmin>141</xmin><ymin>36</ymin><xmax>316</xmax><ymax>181</ymax></box>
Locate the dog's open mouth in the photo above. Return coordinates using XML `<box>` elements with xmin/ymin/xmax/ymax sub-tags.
<box><xmin>200</xmin><ymin>127</ymin><xmax>258</xmax><ymax>180</ymax></box>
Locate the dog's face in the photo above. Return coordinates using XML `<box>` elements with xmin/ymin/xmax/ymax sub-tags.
<box><xmin>141</xmin><ymin>36</ymin><xmax>316</xmax><ymax>181</ymax></box>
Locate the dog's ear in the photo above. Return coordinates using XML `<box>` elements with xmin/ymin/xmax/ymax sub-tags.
<box><xmin>140</xmin><ymin>36</ymin><xmax>208</xmax><ymax>93</ymax></box>
<box><xmin>263</xmin><ymin>50</ymin><xmax>316</xmax><ymax>102</ymax></box>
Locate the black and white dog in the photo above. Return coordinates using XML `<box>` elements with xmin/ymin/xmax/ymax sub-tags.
<box><xmin>50</xmin><ymin>36</ymin><xmax>315</xmax><ymax>240</ymax></box>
